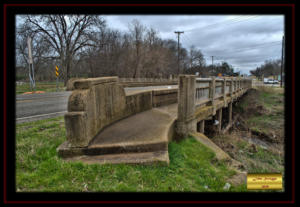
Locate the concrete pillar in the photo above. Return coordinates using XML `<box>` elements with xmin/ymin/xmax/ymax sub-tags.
<box><xmin>176</xmin><ymin>75</ymin><xmax>197</xmax><ymax>138</ymax></box>
<box><xmin>233</xmin><ymin>78</ymin><xmax>236</xmax><ymax>93</ymax></box>
<box><xmin>228</xmin><ymin>102</ymin><xmax>232</xmax><ymax>125</ymax></box>
<box><xmin>217</xmin><ymin>108</ymin><xmax>222</xmax><ymax>132</ymax></box>
<box><xmin>230</xmin><ymin>78</ymin><xmax>233</xmax><ymax>100</ymax></box>
<box><xmin>200</xmin><ymin>120</ymin><xmax>205</xmax><ymax>133</ymax></box>
<box><xmin>223</xmin><ymin>78</ymin><xmax>227</xmax><ymax>106</ymax></box>
<box><xmin>210</xmin><ymin>77</ymin><xmax>216</xmax><ymax>115</ymax></box>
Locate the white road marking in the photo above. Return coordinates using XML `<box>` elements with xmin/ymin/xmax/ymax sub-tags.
<box><xmin>16</xmin><ymin>111</ymin><xmax>67</xmax><ymax>120</ymax></box>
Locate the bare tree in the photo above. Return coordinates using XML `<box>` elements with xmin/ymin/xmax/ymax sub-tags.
<box><xmin>129</xmin><ymin>19</ymin><xmax>146</xmax><ymax>78</ymax></box>
<box><xmin>189</xmin><ymin>45</ymin><xmax>205</xmax><ymax>68</ymax></box>
<box><xmin>20</xmin><ymin>15</ymin><xmax>105</xmax><ymax>84</ymax></box>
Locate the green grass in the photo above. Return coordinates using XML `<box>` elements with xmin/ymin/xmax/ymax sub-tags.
<box><xmin>236</xmin><ymin>87</ymin><xmax>284</xmax><ymax>135</ymax></box>
<box><xmin>16</xmin><ymin>81</ymin><xmax>65</xmax><ymax>94</ymax></box>
<box><xmin>16</xmin><ymin>117</ymin><xmax>243</xmax><ymax>192</ymax></box>
<box><xmin>211</xmin><ymin>86</ymin><xmax>284</xmax><ymax>191</ymax></box>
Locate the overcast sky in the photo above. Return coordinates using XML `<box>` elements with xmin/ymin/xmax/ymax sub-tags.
<box><xmin>103</xmin><ymin>15</ymin><xmax>284</xmax><ymax>74</ymax></box>
<box><xmin>17</xmin><ymin>15</ymin><xmax>284</xmax><ymax>75</ymax></box>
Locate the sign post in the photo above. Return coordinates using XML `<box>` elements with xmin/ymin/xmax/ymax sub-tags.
<box><xmin>27</xmin><ymin>37</ymin><xmax>35</xmax><ymax>91</ymax></box>
<box><xmin>55</xmin><ymin>66</ymin><xmax>59</xmax><ymax>92</ymax></box>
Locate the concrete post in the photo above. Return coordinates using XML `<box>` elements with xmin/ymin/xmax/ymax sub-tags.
<box><xmin>233</xmin><ymin>78</ymin><xmax>236</xmax><ymax>93</ymax></box>
<box><xmin>200</xmin><ymin>120</ymin><xmax>205</xmax><ymax>133</ymax></box>
<box><xmin>176</xmin><ymin>75</ymin><xmax>197</xmax><ymax>138</ymax></box>
<box><xmin>217</xmin><ymin>108</ymin><xmax>222</xmax><ymax>132</ymax></box>
<box><xmin>230</xmin><ymin>78</ymin><xmax>233</xmax><ymax>101</ymax></box>
<box><xmin>223</xmin><ymin>78</ymin><xmax>227</xmax><ymax>106</ymax></box>
<box><xmin>210</xmin><ymin>77</ymin><xmax>216</xmax><ymax>115</ymax></box>
<box><xmin>228</xmin><ymin>102</ymin><xmax>232</xmax><ymax>125</ymax></box>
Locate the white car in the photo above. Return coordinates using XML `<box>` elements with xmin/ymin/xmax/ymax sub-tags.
<box><xmin>264</xmin><ymin>78</ymin><xmax>272</xmax><ymax>84</ymax></box>
<box><xmin>264</xmin><ymin>79</ymin><xmax>277</xmax><ymax>84</ymax></box>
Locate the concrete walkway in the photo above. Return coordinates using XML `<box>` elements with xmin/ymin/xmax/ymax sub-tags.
<box><xmin>61</xmin><ymin>104</ymin><xmax>178</xmax><ymax>165</ymax></box>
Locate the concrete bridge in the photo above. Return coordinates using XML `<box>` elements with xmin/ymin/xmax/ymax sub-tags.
<box><xmin>57</xmin><ymin>75</ymin><xmax>252</xmax><ymax>165</ymax></box>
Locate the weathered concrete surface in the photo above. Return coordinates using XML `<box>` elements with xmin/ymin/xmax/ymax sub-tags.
<box><xmin>58</xmin><ymin>104</ymin><xmax>178</xmax><ymax>165</ymax></box>
<box><xmin>176</xmin><ymin>75</ymin><xmax>197</xmax><ymax>139</ymax></box>
<box><xmin>66</xmin><ymin>78</ymin><xmax>84</xmax><ymax>91</ymax></box>
<box><xmin>121</xmin><ymin>82</ymin><xmax>177</xmax><ymax>88</ymax></box>
<box><xmin>152</xmin><ymin>88</ymin><xmax>178</xmax><ymax>107</ymax></box>
<box><xmin>125</xmin><ymin>91</ymin><xmax>152</xmax><ymax>116</ymax></box>
<box><xmin>67</xmin><ymin>77</ymin><xmax>178</xmax><ymax>90</ymax></box>
<box><xmin>60</xmin><ymin>75</ymin><xmax>251</xmax><ymax>165</ymax></box>
<box><xmin>65</xmin><ymin>77</ymin><xmax>127</xmax><ymax>147</ymax></box>
<box><xmin>64</xmin><ymin>76</ymin><xmax>179</xmax><ymax>148</ymax></box>
<box><xmin>64</xmin><ymin>151</ymin><xmax>169</xmax><ymax>166</ymax></box>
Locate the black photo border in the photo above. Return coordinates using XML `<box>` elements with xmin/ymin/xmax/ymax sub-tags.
<box><xmin>2</xmin><ymin>2</ymin><xmax>296</xmax><ymax>205</ymax></box>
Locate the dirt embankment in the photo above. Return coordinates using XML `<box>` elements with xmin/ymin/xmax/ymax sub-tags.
<box><xmin>211</xmin><ymin>87</ymin><xmax>284</xmax><ymax>174</ymax></box>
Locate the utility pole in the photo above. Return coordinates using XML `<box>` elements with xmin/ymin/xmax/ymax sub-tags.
<box><xmin>280</xmin><ymin>35</ymin><xmax>285</xmax><ymax>87</ymax></box>
<box><xmin>175</xmin><ymin>31</ymin><xmax>184</xmax><ymax>74</ymax></box>
<box><xmin>211</xmin><ymin>56</ymin><xmax>214</xmax><ymax>73</ymax></box>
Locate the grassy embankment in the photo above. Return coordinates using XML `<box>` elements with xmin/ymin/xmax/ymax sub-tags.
<box><xmin>16</xmin><ymin>81</ymin><xmax>65</xmax><ymax>94</ymax></box>
<box><xmin>16</xmin><ymin>116</ymin><xmax>245</xmax><ymax>192</ymax></box>
<box><xmin>212</xmin><ymin>86</ymin><xmax>284</xmax><ymax>175</ymax></box>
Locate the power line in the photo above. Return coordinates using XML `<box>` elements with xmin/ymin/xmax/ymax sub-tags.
<box><xmin>203</xmin><ymin>42</ymin><xmax>281</xmax><ymax>57</ymax></box>
<box><xmin>185</xmin><ymin>15</ymin><xmax>258</xmax><ymax>33</ymax></box>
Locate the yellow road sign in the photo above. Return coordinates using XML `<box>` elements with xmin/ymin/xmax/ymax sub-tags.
<box><xmin>55</xmin><ymin>66</ymin><xmax>59</xmax><ymax>77</ymax></box>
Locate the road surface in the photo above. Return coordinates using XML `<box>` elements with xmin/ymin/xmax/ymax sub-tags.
<box><xmin>16</xmin><ymin>85</ymin><xmax>178</xmax><ymax>123</ymax></box>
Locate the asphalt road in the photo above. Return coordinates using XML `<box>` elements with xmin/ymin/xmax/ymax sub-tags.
<box><xmin>16</xmin><ymin>91</ymin><xmax>72</xmax><ymax>123</ymax></box>
<box><xmin>16</xmin><ymin>85</ymin><xmax>178</xmax><ymax>123</ymax></box>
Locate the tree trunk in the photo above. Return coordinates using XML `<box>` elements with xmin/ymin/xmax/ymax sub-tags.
<box><xmin>64</xmin><ymin>59</ymin><xmax>71</xmax><ymax>86</ymax></box>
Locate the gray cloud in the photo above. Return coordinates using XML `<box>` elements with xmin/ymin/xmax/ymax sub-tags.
<box><xmin>104</xmin><ymin>15</ymin><xmax>283</xmax><ymax>74</ymax></box>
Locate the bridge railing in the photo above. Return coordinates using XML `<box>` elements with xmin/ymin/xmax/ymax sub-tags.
<box><xmin>176</xmin><ymin>75</ymin><xmax>252</xmax><ymax>138</ymax></box>
<box><xmin>194</xmin><ymin>77</ymin><xmax>251</xmax><ymax>108</ymax></box>
<box><xmin>119</xmin><ymin>77</ymin><xmax>178</xmax><ymax>87</ymax></box>
<box><xmin>119</xmin><ymin>78</ymin><xmax>178</xmax><ymax>83</ymax></box>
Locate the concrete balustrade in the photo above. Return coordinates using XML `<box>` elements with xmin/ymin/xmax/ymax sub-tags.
<box><xmin>176</xmin><ymin>75</ymin><xmax>252</xmax><ymax>138</ymax></box>
<box><xmin>120</xmin><ymin>78</ymin><xmax>178</xmax><ymax>87</ymax></box>
<box><xmin>63</xmin><ymin>75</ymin><xmax>252</xmax><ymax>150</ymax></box>
<box><xmin>64</xmin><ymin>76</ymin><xmax>179</xmax><ymax>148</ymax></box>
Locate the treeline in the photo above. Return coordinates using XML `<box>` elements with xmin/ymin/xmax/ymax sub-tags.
<box><xmin>250</xmin><ymin>59</ymin><xmax>282</xmax><ymax>79</ymax></box>
<box><xmin>16</xmin><ymin>15</ymin><xmax>239</xmax><ymax>85</ymax></box>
